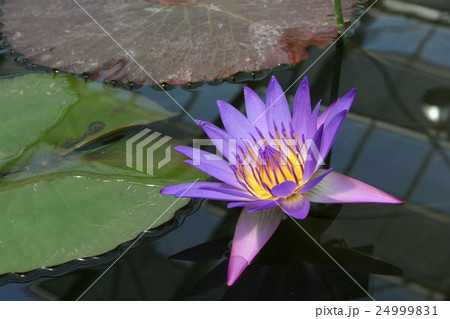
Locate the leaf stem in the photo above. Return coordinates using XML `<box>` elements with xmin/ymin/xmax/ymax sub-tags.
<box><xmin>327</xmin><ymin>0</ymin><xmax>348</xmax><ymax>168</ymax></box>
<box><xmin>333</xmin><ymin>0</ymin><xmax>346</xmax><ymax>37</ymax></box>
<box><xmin>330</xmin><ymin>0</ymin><xmax>347</xmax><ymax>102</ymax></box>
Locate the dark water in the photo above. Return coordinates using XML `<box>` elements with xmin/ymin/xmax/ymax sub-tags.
<box><xmin>0</xmin><ymin>0</ymin><xmax>449</xmax><ymax>300</ymax></box>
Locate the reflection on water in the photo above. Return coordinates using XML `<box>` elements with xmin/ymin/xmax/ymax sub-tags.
<box><xmin>0</xmin><ymin>0</ymin><xmax>449</xmax><ymax>300</ymax></box>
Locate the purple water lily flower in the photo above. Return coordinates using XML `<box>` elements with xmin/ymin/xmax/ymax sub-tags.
<box><xmin>161</xmin><ymin>76</ymin><xmax>402</xmax><ymax>285</ymax></box>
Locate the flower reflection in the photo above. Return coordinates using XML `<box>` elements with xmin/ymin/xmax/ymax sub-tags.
<box><xmin>171</xmin><ymin>207</ymin><xmax>402</xmax><ymax>300</ymax></box>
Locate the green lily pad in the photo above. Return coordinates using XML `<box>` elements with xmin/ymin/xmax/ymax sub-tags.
<box><xmin>0</xmin><ymin>74</ymin><xmax>76</xmax><ymax>161</ymax></box>
<box><xmin>0</xmin><ymin>73</ymin><xmax>204</xmax><ymax>275</ymax></box>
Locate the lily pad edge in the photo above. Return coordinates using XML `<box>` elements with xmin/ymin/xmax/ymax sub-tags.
<box><xmin>0</xmin><ymin>197</ymin><xmax>203</xmax><ymax>286</ymax></box>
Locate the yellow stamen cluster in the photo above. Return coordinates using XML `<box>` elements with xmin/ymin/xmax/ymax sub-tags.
<box><xmin>233</xmin><ymin>130</ymin><xmax>305</xmax><ymax>200</ymax></box>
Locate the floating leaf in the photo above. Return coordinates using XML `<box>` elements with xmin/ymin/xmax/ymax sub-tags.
<box><xmin>0</xmin><ymin>73</ymin><xmax>173</xmax><ymax>162</ymax></box>
<box><xmin>0</xmin><ymin>0</ymin><xmax>356</xmax><ymax>85</ymax></box>
<box><xmin>0</xmin><ymin>73</ymin><xmax>205</xmax><ymax>275</ymax></box>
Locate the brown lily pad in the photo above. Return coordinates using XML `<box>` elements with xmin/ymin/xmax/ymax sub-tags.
<box><xmin>0</xmin><ymin>0</ymin><xmax>355</xmax><ymax>85</ymax></box>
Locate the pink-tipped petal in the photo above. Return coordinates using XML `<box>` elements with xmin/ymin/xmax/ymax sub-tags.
<box><xmin>227</xmin><ymin>256</ymin><xmax>248</xmax><ymax>286</ymax></box>
<box><xmin>304</xmin><ymin>170</ymin><xmax>404</xmax><ymax>204</ymax></box>
<box><xmin>281</xmin><ymin>194</ymin><xmax>310</xmax><ymax>219</ymax></box>
<box><xmin>227</xmin><ymin>207</ymin><xmax>284</xmax><ymax>285</ymax></box>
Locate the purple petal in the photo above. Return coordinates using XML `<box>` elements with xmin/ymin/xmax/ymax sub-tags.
<box><xmin>310</xmin><ymin>100</ymin><xmax>320</xmax><ymax>134</ymax></box>
<box><xmin>174</xmin><ymin>146</ymin><xmax>241</xmax><ymax>189</ymax></box>
<box><xmin>217</xmin><ymin>100</ymin><xmax>256</xmax><ymax>141</ymax></box>
<box><xmin>317</xmin><ymin>99</ymin><xmax>337</xmax><ymax>128</ymax></box>
<box><xmin>196</xmin><ymin>120</ymin><xmax>238</xmax><ymax>161</ymax></box>
<box><xmin>281</xmin><ymin>194</ymin><xmax>310</xmax><ymax>219</ymax></box>
<box><xmin>201</xmin><ymin>184</ymin><xmax>255</xmax><ymax>199</ymax></box>
<box><xmin>227</xmin><ymin>200</ymin><xmax>275</xmax><ymax>209</ymax></box>
<box><xmin>303</xmin><ymin>170</ymin><xmax>404</xmax><ymax>204</ymax></box>
<box><xmin>244</xmin><ymin>86</ymin><xmax>269</xmax><ymax>135</ymax></box>
<box><xmin>302</xmin><ymin>125</ymin><xmax>324</xmax><ymax>181</ymax></box>
<box><xmin>228</xmin><ymin>207</ymin><xmax>284</xmax><ymax>285</ymax></box>
<box><xmin>265</xmin><ymin>76</ymin><xmax>291</xmax><ymax>128</ymax></box>
<box><xmin>320</xmin><ymin>110</ymin><xmax>347</xmax><ymax>159</ymax></box>
<box><xmin>184</xmin><ymin>160</ymin><xmax>241</xmax><ymax>188</ymax></box>
<box><xmin>292</xmin><ymin>99</ymin><xmax>321</xmax><ymax>142</ymax></box>
<box><xmin>312</xmin><ymin>100</ymin><xmax>321</xmax><ymax>117</ymax></box>
<box><xmin>270</xmin><ymin>180</ymin><xmax>297</xmax><ymax>198</ymax></box>
<box><xmin>291</xmin><ymin>77</ymin><xmax>312</xmax><ymax>137</ymax></box>
<box><xmin>293</xmin><ymin>100</ymin><xmax>322</xmax><ymax>140</ymax></box>
<box><xmin>323</xmin><ymin>89</ymin><xmax>356</xmax><ymax>126</ymax></box>
<box><xmin>247</xmin><ymin>199</ymin><xmax>283</xmax><ymax>212</ymax></box>
<box><xmin>299</xmin><ymin>168</ymin><xmax>334</xmax><ymax>193</ymax></box>
<box><xmin>161</xmin><ymin>182</ymin><xmax>255</xmax><ymax>201</ymax></box>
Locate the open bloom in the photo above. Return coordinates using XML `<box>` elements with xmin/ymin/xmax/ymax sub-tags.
<box><xmin>161</xmin><ymin>76</ymin><xmax>402</xmax><ymax>285</ymax></box>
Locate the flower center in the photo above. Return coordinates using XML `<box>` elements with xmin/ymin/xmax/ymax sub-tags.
<box><xmin>258</xmin><ymin>145</ymin><xmax>278</xmax><ymax>161</ymax></box>
<box><xmin>232</xmin><ymin>127</ymin><xmax>305</xmax><ymax>200</ymax></box>
<box><xmin>258</xmin><ymin>145</ymin><xmax>282</xmax><ymax>171</ymax></box>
